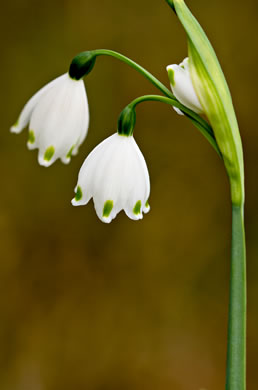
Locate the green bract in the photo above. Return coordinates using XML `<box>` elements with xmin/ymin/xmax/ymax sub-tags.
<box><xmin>117</xmin><ymin>106</ymin><xmax>136</xmax><ymax>137</ymax></box>
<box><xmin>69</xmin><ymin>51</ymin><xmax>96</xmax><ymax>80</ymax></box>
<box><xmin>167</xmin><ymin>0</ymin><xmax>244</xmax><ymax>206</ymax></box>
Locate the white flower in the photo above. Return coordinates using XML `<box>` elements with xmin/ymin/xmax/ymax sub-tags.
<box><xmin>71</xmin><ymin>133</ymin><xmax>150</xmax><ymax>223</ymax></box>
<box><xmin>167</xmin><ymin>57</ymin><xmax>204</xmax><ymax>115</ymax></box>
<box><xmin>10</xmin><ymin>73</ymin><xmax>89</xmax><ymax>167</ymax></box>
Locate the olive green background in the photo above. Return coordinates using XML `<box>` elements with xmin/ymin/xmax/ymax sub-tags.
<box><xmin>1</xmin><ymin>0</ymin><xmax>257</xmax><ymax>389</ymax></box>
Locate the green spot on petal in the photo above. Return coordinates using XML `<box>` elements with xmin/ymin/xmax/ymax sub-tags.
<box><xmin>66</xmin><ymin>145</ymin><xmax>75</xmax><ymax>159</ymax></box>
<box><xmin>13</xmin><ymin>119</ymin><xmax>19</xmax><ymax>127</ymax></box>
<box><xmin>133</xmin><ymin>200</ymin><xmax>142</xmax><ymax>215</ymax></box>
<box><xmin>28</xmin><ymin>130</ymin><xmax>35</xmax><ymax>144</ymax></box>
<box><xmin>44</xmin><ymin>146</ymin><xmax>55</xmax><ymax>162</ymax></box>
<box><xmin>167</xmin><ymin>68</ymin><xmax>175</xmax><ymax>87</ymax></box>
<box><xmin>75</xmin><ymin>186</ymin><xmax>82</xmax><ymax>201</ymax></box>
<box><xmin>103</xmin><ymin>200</ymin><xmax>113</xmax><ymax>218</ymax></box>
<box><xmin>145</xmin><ymin>200</ymin><xmax>149</xmax><ymax>208</ymax></box>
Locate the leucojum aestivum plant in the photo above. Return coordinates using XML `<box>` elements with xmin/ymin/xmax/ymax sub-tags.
<box><xmin>11</xmin><ymin>1</ymin><xmax>246</xmax><ymax>389</ymax></box>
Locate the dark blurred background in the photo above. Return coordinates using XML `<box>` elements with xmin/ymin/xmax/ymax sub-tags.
<box><xmin>0</xmin><ymin>0</ymin><xmax>257</xmax><ymax>389</ymax></box>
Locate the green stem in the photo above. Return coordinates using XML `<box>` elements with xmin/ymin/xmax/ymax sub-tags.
<box><xmin>127</xmin><ymin>95</ymin><xmax>221</xmax><ymax>157</ymax></box>
<box><xmin>93</xmin><ymin>49</ymin><xmax>173</xmax><ymax>98</ymax></box>
<box><xmin>69</xmin><ymin>49</ymin><xmax>215</xmax><ymax>147</ymax></box>
<box><xmin>226</xmin><ymin>204</ymin><xmax>246</xmax><ymax>390</ymax></box>
<box><xmin>93</xmin><ymin>50</ymin><xmax>213</xmax><ymax>136</ymax></box>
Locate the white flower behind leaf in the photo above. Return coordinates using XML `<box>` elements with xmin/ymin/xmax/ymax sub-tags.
<box><xmin>10</xmin><ymin>73</ymin><xmax>89</xmax><ymax>167</ymax></box>
<box><xmin>167</xmin><ymin>57</ymin><xmax>204</xmax><ymax>115</ymax></box>
<box><xmin>71</xmin><ymin>133</ymin><xmax>150</xmax><ymax>223</ymax></box>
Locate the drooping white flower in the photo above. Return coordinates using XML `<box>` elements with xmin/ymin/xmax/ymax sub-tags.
<box><xmin>167</xmin><ymin>57</ymin><xmax>204</xmax><ymax>115</ymax></box>
<box><xmin>71</xmin><ymin>133</ymin><xmax>150</xmax><ymax>223</ymax></box>
<box><xmin>10</xmin><ymin>73</ymin><xmax>89</xmax><ymax>167</ymax></box>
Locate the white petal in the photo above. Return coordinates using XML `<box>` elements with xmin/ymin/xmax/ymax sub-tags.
<box><xmin>10</xmin><ymin>74</ymin><xmax>66</xmax><ymax>134</ymax></box>
<box><xmin>71</xmin><ymin>137</ymin><xmax>113</xmax><ymax>206</ymax></box>
<box><xmin>91</xmin><ymin>137</ymin><xmax>126</xmax><ymax>220</ymax></box>
<box><xmin>11</xmin><ymin>73</ymin><xmax>89</xmax><ymax>167</ymax></box>
<box><xmin>73</xmin><ymin>82</ymin><xmax>90</xmax><ymax>152</ymax></box>
<box><xmin>179</xmin><ymin>57</ymin><xmax>189</xmax><ymax>70</ymax></box>
<box><xmin>30</xmin><ymin>74</ymin><xmax>88</xmax><ymax>165</ymax></box>
<box><xmin>143</xmin><ymin>201</ymin><xmax>150</xmax><ymax>214</ymax></box>
<box><xmin>167</xmin><ymin>59</ymin><xmax>203</xmax><ymax>114</ymax></box>
<box><xmin>60</xmin><ymin>156</ymin><xmax>71</xmax><ymax>165</ymax></box>
<box><xmin>123</xmin><ymin>155</ymin><xmax>146</xmax><ymax>220</ymax></box>
<box><xmin>173</xmin><ymin>107</ymin><xmax>184</xmax><ymax>116</ymax></box>
<box><xmin>121</xmin><ymin>136</ymin><xmax>150</xmax><ymax>217</ymax></box>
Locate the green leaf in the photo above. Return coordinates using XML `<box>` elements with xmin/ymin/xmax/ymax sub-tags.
<box><xmin>172</xmin><ymin>0</ymin><xmax>244</xmax><ymax>205</ymax></box>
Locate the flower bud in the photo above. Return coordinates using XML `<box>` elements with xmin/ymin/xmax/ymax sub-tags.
<box><xmin>167</xmin><ymin>57</ymin><xmax>204</xmax><ymax>115</ymax></box>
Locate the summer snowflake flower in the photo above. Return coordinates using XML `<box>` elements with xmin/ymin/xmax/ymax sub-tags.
<box><xmin>10</xmin><ymin>73</ymin><xmax>89</xmax><ymax>167</ymax></box>
<box><xmin>71</xmin><ymin>133</ymin><xmax>150</xmax><ymax>223</ymax></box>
<box><xmin>167</xmin><ymin>57</ymin><xmax>204</xmax><ymax>115</ymax></box>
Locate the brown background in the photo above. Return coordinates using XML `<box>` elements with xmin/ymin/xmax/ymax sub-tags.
<box><xmin>0</xmin><ymin>0</ymin><xmax>257</xmax><ymax>389</ymax></box>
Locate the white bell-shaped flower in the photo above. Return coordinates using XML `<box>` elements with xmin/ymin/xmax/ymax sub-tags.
<box><xmin>71</xmin><ymin>133</ymin><xmax>150</xmax><ymax>223</ymax></box>
<box><xmin>167</xmin><ymin>57</ymin><xmax>204</xmax><ymax>115</ymax></box>
<box><xmin>10</xmin><ymin>73</ymin><xmax>89</xmax><ymax>167</ymax></box>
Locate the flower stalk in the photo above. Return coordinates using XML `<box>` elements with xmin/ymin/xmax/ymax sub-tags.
<box><xmin>69</xmin><ymin>49</ymin><xmax>215</xmax><ymax>149</ymax></box>
<box><xmin>118</xmin><ymin>94</ymin><xmax>221</xmax><ymax>156</ymax></box>
<box><xmin>69</xmin><ymin>49</ymin><xmax>173</xmax><ymax>97</ymax></box>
